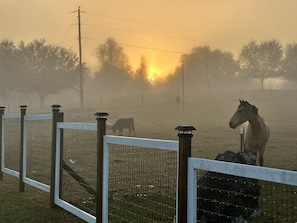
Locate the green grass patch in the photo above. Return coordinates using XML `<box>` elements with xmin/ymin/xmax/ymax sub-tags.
<box><xmin>108</xmin><ymin>191</ymin><xmax>176</xmax><ymax>223</ymax></box>
<box><xmin>0</xmin><ymin>175</ymin><xmax>85</xmax><ymax>223</ymax></box>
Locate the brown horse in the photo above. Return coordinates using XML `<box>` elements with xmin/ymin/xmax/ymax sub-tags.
<box><xmin>229</xmin><ymin>100</ymin><xmax>269</xmax><ymax>166</ymax></box>
<box><xmin>111</xmin><ymin>118</ymin><xmax>135</xmax><ymax>136</ymax></box>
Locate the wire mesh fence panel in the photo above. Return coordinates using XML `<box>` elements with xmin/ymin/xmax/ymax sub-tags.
<box><xmin>60</xmin><ymin>128</ymin><xmax>97</xmax><ymax>216</ymax></box>
<box><xmin>257</xmin><ymin>181</ymin><xmax>297</xmax><ymax>222</ymax></box>
<box><xmin>107</xmin><ymin>144</ymin><xmax>177</xmax><ymax>223</ymax></box>
<box><xmin>25</xmin><ymin>119</ymin><xmax>52</xmax><ymax>185</ymax></box>
<box><xmin>196</xmin><ymin>170</ymin><xmax>297</xmax><ymax>223</ymax></box>
<box><xmin>3</xmin><ymin>117</ymin><xmax>20</xmax><ymax>173</ymax></box>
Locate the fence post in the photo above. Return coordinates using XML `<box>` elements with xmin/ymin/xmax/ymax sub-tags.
<box><xmin>0</xmin><ymin>106</ymin><xmax>5</xmax><ymax>181</ymax></box>
<box><xmin>240</xmin><ymin>126</ymin><xmax>244</xmax><ymax>151</ymax></box>
<box><xmin>95</xmin><ymin>112</ymin><xmax>109</xmax><ymax>223</ymax></box>
<box><xmin>19</xmin><ymin>105</ymin><xmax>27</xmax><ymax>192</ymax></box>
<box><xmin>175</xmin><ymin>125</ymin><xmax>196</xmax><ymax>223</ymax></box>
<box><xmin>58</xmin><ymin>112</ymin><xmax>64</xmax><ymax>197</ymax></box>
<box><xmin>50</xmin><ymin>105</ymin><xmax>62</xmax><ymax>208</ymax></box>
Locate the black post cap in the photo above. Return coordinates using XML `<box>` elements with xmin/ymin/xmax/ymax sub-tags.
<box><xmin>175</xmin><ymin>125</ymin><xmax>196</xmax><ymax>135</ymax></box>
<box><xmin>94</xmin><ymin>112</ymin><xmax>109</xmax><ymax>119</ymax></box>
<box><xmin>51</xmin><ymin>105</ymin><xmax>61</xmax><ymax>111</ymax></box>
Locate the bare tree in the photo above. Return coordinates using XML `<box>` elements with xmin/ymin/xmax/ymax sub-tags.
<box><xmin>134</xmin><ymin>56</ymin><xmax>148</xmax><ymax>81</ymax></box>
<box><xmin>94</xmin><ymin>37</ymin><xmax>131</xmax><ymax>72</ymax></box>
<box><xmin>128</xmin><ymin>55</ymin><xmax>152</xmax><ymax>92</ymax></box>
<box><xmin>93</xmin><ymin>37</ymin><xmax>133</xmax><ymax>94</ymax></box>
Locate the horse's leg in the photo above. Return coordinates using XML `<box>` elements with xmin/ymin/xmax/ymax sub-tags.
<box><xmin>259</xmin><ymin>147</ymin><xmax>265</xmax><ymax>166</ymax></box>
<box><xmin>128</xmin><ymin>127</ymin><xmax>131</xmax><ymax>136</ymax></box>
<box><xmin>119</xmin><ymin>129</ymin><xmax>122</xmax><ymax>136</ymax></box>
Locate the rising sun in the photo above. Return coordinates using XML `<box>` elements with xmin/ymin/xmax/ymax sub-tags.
<box><xmin>147</xmin><ymin>65</ymin><xmax>169</xmax><ymax>85</ymax></box>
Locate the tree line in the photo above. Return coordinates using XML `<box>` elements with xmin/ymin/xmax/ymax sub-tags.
<box><xmin>1</xmin><ymin>37</ymin><xmax>297</xmax><ymax>107</ymax></box>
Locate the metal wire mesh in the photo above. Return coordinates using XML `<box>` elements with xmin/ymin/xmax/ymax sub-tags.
<box><xmin>196</xmin><ymin>170</ymin><xmax>297</xmax><ymax>223</ymax></box>
<box><xmin>60</xmin><ymin>128</ymin><xmax>97</xmax><ymax>216</ymax></box>
<box><xmin>25</xmin><ymin>119</ymin><xmax>52</xmax><ymax>185</ymax></box>
<box><xmin>258</xmin><ymin>181</ymin><xmax>297</xmax><ymax>222</ymax></box>
<box><xmin>107</xmin><ymin>144</ymin><xmax>177</xmax><ymax>223</ymax></box>
<box><xmin>3</xmin><ymin>117</ymin><xmax>20</xmax><ymax>172</ymax></box>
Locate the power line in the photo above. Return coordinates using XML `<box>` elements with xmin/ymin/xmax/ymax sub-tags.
<box><xmin>83</xmin><ymin>23</ymin><xmax>212</xmax><ymax>45</ymax></box>
<box><xmin>0</xmin><ymin>8</ymin><xmax>244</xmax><ymax>63</ymax></box>
<box><xmin>86</xmin><ymin>12</ymin><xmax>252</xmax><ymax>41</ymax></box>
<box><xmin>59</xmin><ymin>17</ymin><xmax>77</xmax><ymax>44</ymax></box>
<box><xmin>0</xmin><ymin>25</ymin><xmax>72</xmax><ymax>38</ymax></box>
<box><xmin>0</xmin><ymin>12</ymin><xmax>71</xmax><ymax>23</ymax></box>
<box><xmin>82</xmin><ymin>37</ymin><xmax>183</xmax><ymax>55</ymax></box>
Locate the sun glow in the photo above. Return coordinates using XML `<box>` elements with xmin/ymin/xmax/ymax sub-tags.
<box><xmin>129</xmin><ymin>44</ymin><xmax>181</xmax><ymax>85</ymax></box>
<box><xmin>147</xmin><ymin>65</ymin><xmax>169</xmax><ymax>85</ymax></box>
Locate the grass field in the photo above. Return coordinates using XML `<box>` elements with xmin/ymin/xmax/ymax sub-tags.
<box><xmin>1</xmin><ymin>89</ymin><xmax>297</xmax><ymax>222</ymax></box>
<box><xmin>0</xmin><ymin>175</ymin><xmax>85</xmax><ymax>223</ymax></box>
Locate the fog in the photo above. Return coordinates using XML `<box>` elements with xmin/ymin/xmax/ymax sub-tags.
<box><xmin>2</xmin><ymin>1</ymin><xmax>297</xmax><ymax>74</ymax></box>
<box><xmin>2</xmin><ymin>1</ymin><xmax>297</xmax><ymax>112</ymax></box>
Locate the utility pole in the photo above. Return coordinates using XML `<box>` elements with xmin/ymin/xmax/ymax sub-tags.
<box><xmin>181</xmin><ymin>59</ymin><xmax>185</xmax><ymax>114</ymax></box>
<box><xmin>206</xmin><ymin>64</ymin><xmax>211</xmax><ymax>109</ymax></box>
<box><xmin>78</xmin><ymin>6</ymin><xmax>84</xmax><ymax>108</ymax></box>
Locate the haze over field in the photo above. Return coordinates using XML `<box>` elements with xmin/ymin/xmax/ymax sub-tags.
<box><xmin>2</xmin><ymin>0</ymin><xmax>297</xmax><ymax>79</ymax></box>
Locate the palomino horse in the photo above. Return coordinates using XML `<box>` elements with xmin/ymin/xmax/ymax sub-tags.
<box><xmin>229</xmin><ymin>100</ymin><xmax>269</xmax><ymax>166</ymax></box>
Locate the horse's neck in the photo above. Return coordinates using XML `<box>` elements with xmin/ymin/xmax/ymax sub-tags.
<box><xmin>248</xmin><ymin>114</ymin><xmax>263</xmax><ymax>134</ymax></box>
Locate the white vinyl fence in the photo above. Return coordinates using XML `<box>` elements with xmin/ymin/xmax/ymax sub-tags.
<box><xmin>54</xmin><ymin>122</ymin><xmax>97</xmax><ymax>223</ymax></box>
<box><xmin>22</xmin><ymin>114</ymin><xmax>52</xmax><ymax>192</ymax></box>
<box><xmin>1</xmin><ymin>113</ymin><xmax>21</xmax><ymax>178</ymax></box>
<box><xmin>102</xmin><ymin>135</ymin><xmax>179</xmax><ymax>223</ymax></box>
<box><xmin>187</xmin><ymin>157</ymin><xmax>297</xmax><ymax>223</ymax></box>
<box><xmin>54</xmin><ymin>121</ymin><xmax>179</xmax><ymax>223</ymax></box>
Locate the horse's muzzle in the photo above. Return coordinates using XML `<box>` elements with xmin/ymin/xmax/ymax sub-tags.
<box><xmin>229</xmin><ymin>121</ymin><xmax>236</xmax><ymax>129</ymax></box>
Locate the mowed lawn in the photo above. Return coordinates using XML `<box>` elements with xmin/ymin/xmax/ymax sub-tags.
<box><xmin>0</xmin><ymin>175</ymin><xmax>85</xmax><ymax>223</ymax></box>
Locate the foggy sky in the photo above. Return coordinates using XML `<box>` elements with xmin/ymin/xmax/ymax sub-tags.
<box><xmin>1</xmin><ymin>0</ymin><xmax>297</xmax><ymax>78</ymax></box>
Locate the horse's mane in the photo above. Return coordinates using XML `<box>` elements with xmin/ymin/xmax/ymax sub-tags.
<box><xmin>239</xmin><ymin>99</ymin><xmax>258</xmax><ymax>114</ymax></box>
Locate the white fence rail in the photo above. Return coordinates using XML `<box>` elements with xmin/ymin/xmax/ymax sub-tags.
<box><xmin>22</xmin><ymin>114</ymin><xmax>52</xmax><ymax>192</ymax></box>
<box><xmin>2</xmin><ymin>109</ymin><xmax>297</xmax><ymax>222</ymax></box>
<box><xmin>1</xmin><ymin>113</ymin><xmax>21</xmax><ymax>178</ymax></box>
<box><xmin>54</xmin><ymin>122</ymin><xmax>97</xmax><ymax>223</ymax></box>
<box><xmin>54</xmin><ymin>122</ymin><xmax>179</xmax><ymax>223</ymax></box>
<box><xmin>102</xmin><ymin>135</ymin><xmax>179</xmax><ymax>223</ymax></box>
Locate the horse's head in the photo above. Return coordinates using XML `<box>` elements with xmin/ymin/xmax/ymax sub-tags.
<box><xmin>229</xmin><ymin>99</ymin><xmax>258</xmax><ymax>129</ymax></box>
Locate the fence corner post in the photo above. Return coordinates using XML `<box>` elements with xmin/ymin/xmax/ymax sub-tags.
<box><xmin>50</xmin><ymin>104</ymin><xmax>61</xmax><ymax>209</ymax></box>
<box><xmin>19</xmin><ymin>105</ymin><xmax>27</xmax><ymax>192</ymax></box>
<box><xmin>0</xmin><ymin>106</ymin><xmax>5</xmax><ymax>181</ymax></box>
<box><xmin>175</xmin><ymin>125</ymin><xmax>196</xmax><ymax>223</ymax></box>
<box><xmin>95</xmin><ymin>112</ymin><xmax>108</xmax><ymax>223</ymax></box>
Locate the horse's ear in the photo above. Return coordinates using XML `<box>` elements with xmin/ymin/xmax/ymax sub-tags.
<box><xmin>240</xmin><ymin>99</ymin><xmax>248</xmax><ymax>106</ymax></box>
